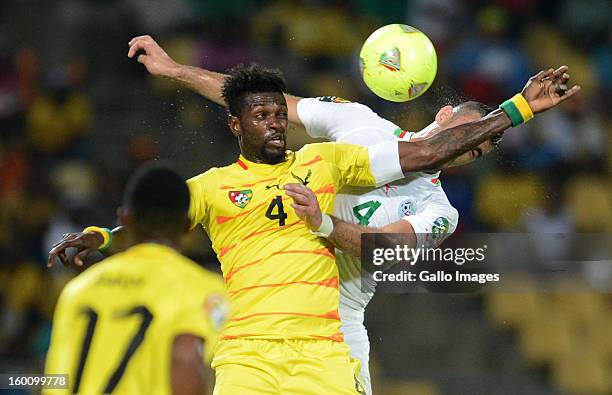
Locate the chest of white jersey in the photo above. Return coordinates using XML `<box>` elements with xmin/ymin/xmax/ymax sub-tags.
<box><xmin>299</xmin><ymin>99</ymin><xmax>443</xmax><ymax>226</ymax></box>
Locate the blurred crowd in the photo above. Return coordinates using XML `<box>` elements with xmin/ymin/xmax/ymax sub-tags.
<box><xmin>0</xmin><ymin>0</ymin><xmax>610</xmax><ymax>392</ymax></box>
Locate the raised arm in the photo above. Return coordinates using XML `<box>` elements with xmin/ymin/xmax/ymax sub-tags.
<box><xmin>398</xmin><ymin>109</ymin><xmax>510</xmax><ymax>172</ymax></box>
<box><xmin>127</xmin><ymin>35</ymin><xmax>302</xmax><ymax>124</ymax></box>
<box><xmin>397</xmin><ymin>66</ymin><xmax>579</xmax><ymax>173</ymax></box>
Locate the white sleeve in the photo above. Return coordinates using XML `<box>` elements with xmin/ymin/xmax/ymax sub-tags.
<box><xmin>367</xmin><ymin>141</ymin><xmax>404</xmax><ymax>187</ymax></box>
<box><xmin>402</xmin><ymin>188</ymin><xmax>459</xmax><ymax>248</ymax></box>
<box><xmin>296</xmin><ymin>97</ymin><xmax>380</xmax><ymax>141</ymax></box>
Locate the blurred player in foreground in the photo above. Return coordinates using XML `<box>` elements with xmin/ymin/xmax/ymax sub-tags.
<box><xmin>44</xmin><ymin>164</ymin><xmax>229</xmax><ymax>395</ymax></box>
<box><xmin>50</xmin><ymin>43</ymin><xmax>577</xmax><ymax>394</ymax></box>
<box><xmin>124</xmin><ymin>35</ymin><xmax>579</xmax><ymax>394</ymax></box>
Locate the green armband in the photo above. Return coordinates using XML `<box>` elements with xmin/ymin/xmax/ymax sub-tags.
<box><xmin>500</xmin><ymin>93</ymin><xmax>534</xmax><ymax>127</ymax></box>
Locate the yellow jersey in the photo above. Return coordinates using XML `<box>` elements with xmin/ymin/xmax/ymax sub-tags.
<box><xmin>187</xmin><ymin>141</ymin><xmax>401</xmax><ymax>342</ymax></box>
<box><xmin>44</xmin><ymin>243</ymin><xmax>229</xmax><ymax>395</ymax></box>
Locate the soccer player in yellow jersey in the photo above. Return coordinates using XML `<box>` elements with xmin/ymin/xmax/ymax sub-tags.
<box><xmin>49</xmin><ymin>57</ymin><xmax>577</xmax><ymax>393</ymax></box>
<box><xmin>45</xmin><ymin>164</ymin><xmax>229</xmax><ymax>395</ymax></box>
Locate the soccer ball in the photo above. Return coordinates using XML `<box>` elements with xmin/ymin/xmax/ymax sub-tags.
<box><xmin>360</xmin><ymin>24</ymin><xmax>437</xmax><ymax>102</ymax></box>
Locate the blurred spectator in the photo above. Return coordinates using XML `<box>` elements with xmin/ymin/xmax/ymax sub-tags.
<box><xmin>0</xmin><ymin>2</ymin><xmax>609</xmax><ymax>394</ymax></box>
<box><xmin>0</xmin><ymin>51</ymin><xmax>27</xmax><ymax>143</ymax></box>
<box><xmin>531</xmin><ymin>93</ymin><xmax>606</xmax><ymax>166</ymax></box>
<box><xmin>26</xmin><ymin>63</ymin><xmax>92</xmax><ymax>156</ymax></box>
<box><xmin>446</xmin><ymin>5</ymin><xmax>532</xmax><ymax>103</ymax></box>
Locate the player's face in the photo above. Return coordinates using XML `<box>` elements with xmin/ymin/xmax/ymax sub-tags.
<box><xmin>441</xmin><ymin>111</ymin><xmax>482</xmax><ymax>129</ymax></box>
<box><xmin>233</xmin><ymin>92</ymin><xmax>288</xmax><ymax>164</ymax></box>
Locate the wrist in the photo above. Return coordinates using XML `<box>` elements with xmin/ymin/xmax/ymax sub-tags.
<box><xmin>311</xmin><ymin>214</ymin><xmax>334</xmax><ymax>238</ymax></box>
<box><xmin>169</xmin><ymin>63</ymin><xmax>187</xmax><ymax>80</ymax></box>
<box><xmin>82</xmin><ymin>226</ymin><xmax>113</xmax><ymax>251</ymax></box>
<box><xmin>500</xmin><ymin>94</ymin><xmax>534</xmax><ymax>127</ymax></box>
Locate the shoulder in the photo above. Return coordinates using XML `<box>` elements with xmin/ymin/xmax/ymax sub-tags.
<box><xmin>299</xmin><ymin>142</ymin><xmax>366</xmax><ymax>158</ymax></box>
<box><xmin>56</xmin><ymin>258</ymin><xmax>115</xmax><ymax>303</ymax></box>
<box><xmin>299</xmin><ymin>96</ymin><xmax>376</xmax><ymax>114</ymax></box>
<box><xmin>187</xmin><ymin>166</ymin><xmax>221</xmax><ymax>185</ymax></box>
<box><xmin>299</xmin><ymin>141</ymin><xmax>363</xmax><ymax>153</ymax></box>
<box><xmin>187</xmin><ymin>163</ymin><xmax>242</xmax><ymax>192</ymax></box>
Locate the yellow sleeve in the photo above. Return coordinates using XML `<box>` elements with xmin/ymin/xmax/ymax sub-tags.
<box><xmin>168</xmin><ymin>275</ymin><xmax>229</xmax><ymax>363</ymax></box>
<box><xmin>187</xmin><ymin>172</ymin><xmax>214</xmax><ymax>230</ymax></box>
<box><xmin>314</xmin><ymin>141</ymin><xmax>403</xmax><ymax>188</ymax></box>
<box><xmin>313</xmin><ymin>142</ymin><xmax>376</xmax><ymax>189</ymax></box>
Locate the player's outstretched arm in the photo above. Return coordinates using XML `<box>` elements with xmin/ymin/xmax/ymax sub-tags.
<box><xmin>127</xmin><ymin>35</ymin><xmax>302</xmax><ymax>124</ymax></box>
<box><xmin>47</xmin><ymin>226</ymin><xmax>127</xmax><ymax>267</ymax></box>
<box><xmin>398</xmin><ymin>66</ymin><xmax>580</xmax><ymax>172</ymax></box>
<box><xmin>411</xmin><ymin>134</ymin><xmax>494</xmax><ymax>169</ymax></box>
<box><xmin>172</xmin><ymin>334</ymin><xmax>208</xmax><ymax>395</ymax></box>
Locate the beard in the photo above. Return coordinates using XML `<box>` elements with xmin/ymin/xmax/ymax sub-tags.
<box><xmin>260</xmin><ymin>142</ymin><xmax>286</xmax><ymax>164</ymax></box>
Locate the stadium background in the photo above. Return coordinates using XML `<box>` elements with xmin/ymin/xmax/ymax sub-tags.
<box><xmin>0</xmin><ymin>0</ymin><xmax>610</xmax><ymax>393</ymax></box>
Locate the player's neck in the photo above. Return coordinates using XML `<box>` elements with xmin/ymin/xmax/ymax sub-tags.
<box><xmin>240</xmin><ymin>151</ymin><xmax>286</xmax><ymax>165</ymax></box>
<box><xmin>129</xmin><ymin>235</ymin><xmax>181</xmax><ymax>251</ymax></box>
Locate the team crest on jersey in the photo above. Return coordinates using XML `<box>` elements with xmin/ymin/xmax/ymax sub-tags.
<box><xmin>431</xmin><ymin>217</ymin><xmax>450</xmax><ymax>241</ymax></box>
<box><xmin>228</xmin><ymin>190</ymin><xmax>252</xmax><ymax>208</ymax></box>
<box><xmin>318</xmin><ymin>96</ymin><xmax>352</xmax><ymax>103</ymax></box>
<box><xmin>203</xmin><ymin>294</ymin><xmax>229</xmax><ymax>330</ymax></box>
<box><xmin>379</xmin><ymin>47</ymin><xmax>401</xmax><ymax>71</ymax></box>
<box><xmin>431</xmin><ymin>178</ymin><xmax>441</xmax><ymax>186</ymax></box>
<box><xmin>398</xmin><ymin>199</ymin><xmax>417</xmax><ymax>218</ymax></box>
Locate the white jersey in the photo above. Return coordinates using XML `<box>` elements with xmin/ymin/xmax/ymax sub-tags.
<box><xmin>297</xmin><ymin>97</ymin><xmax>459</xmax><ymax>394</ymax></box>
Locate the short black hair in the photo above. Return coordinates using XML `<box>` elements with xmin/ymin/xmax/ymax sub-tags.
<box><xmin>123</xmin><ymin>163</ymin><xmax>190</xmax><ymax>231</ymax></box>
<box><xmin>454</xmin><ymin>101</ymin><xmax>492</xmax><ymax>117</ymax></box>
<box><xmin>221</xmin><ymin>63</ymin><xmax>287</xmax><ymax>116</ymax></box>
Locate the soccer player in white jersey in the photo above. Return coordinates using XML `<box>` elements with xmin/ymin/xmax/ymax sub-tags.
<box><xmin>126</xmin><ymin>35</ymin><xmax>578</xmax><ymax>394</ymax></box>
<box><xmin>287</xmin><ymin>96</ymin><xmax>489</xmax><ymax>394</ymax></box>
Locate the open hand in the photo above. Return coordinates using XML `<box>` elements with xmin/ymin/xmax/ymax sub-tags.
<box><xmin>521</xmin><ymin>65</ymin><xmax>581</xmax><ymax>114</ymax></box>
<box><xmin>48</xmin><ymin>231</ymin><xmax>103</xmax><ymax>267</ymax></box>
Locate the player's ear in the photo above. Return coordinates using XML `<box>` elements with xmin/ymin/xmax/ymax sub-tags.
<box><xmin>117</xmin><ymin>206</ymin><xmax>132</xmax><ymax>226</ymax></box>
<box><xmin>228</xmin><ymin>115</ymin><xmax>242</xmax><ymax>138</ymax></box>
<box><xmin>435</xmin><ymin>105</ymin><xmax>454</xmax><ymax>126</ymax></box>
